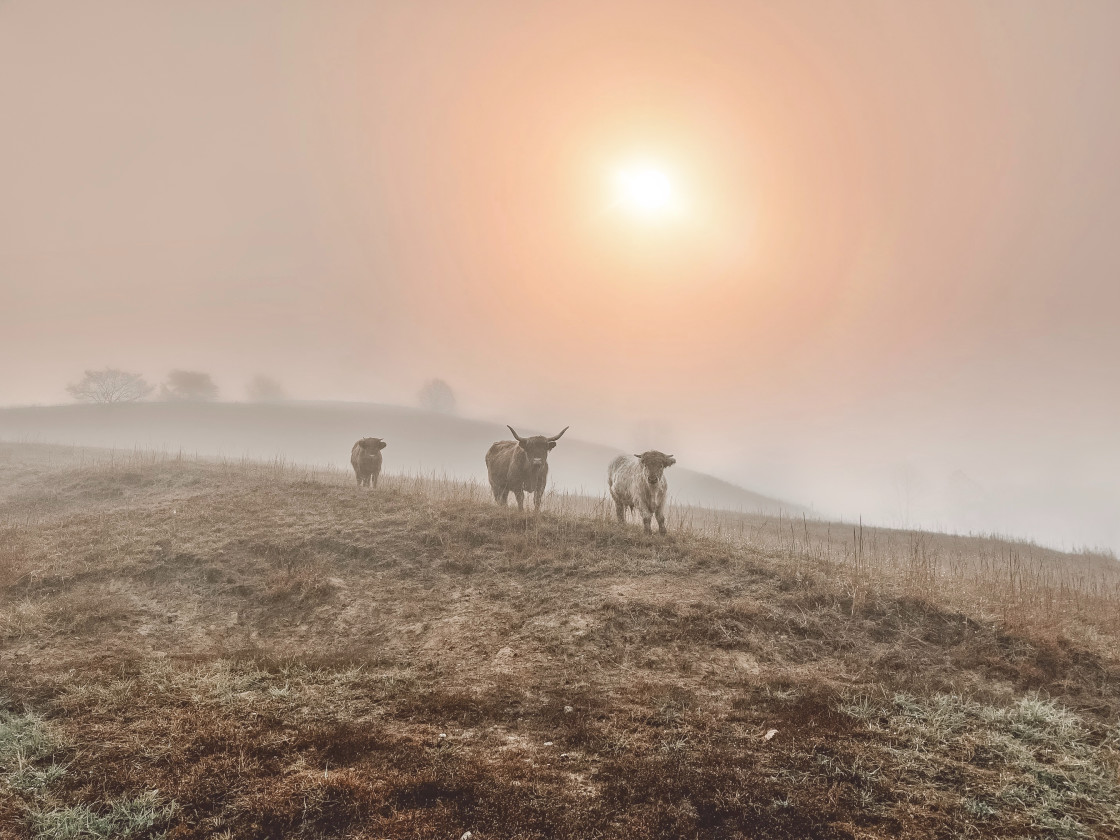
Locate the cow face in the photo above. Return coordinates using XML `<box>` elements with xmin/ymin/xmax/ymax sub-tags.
<box><xmin>519</xmin><ymin>436</ymin><xmax>553</xmax><ymax>466</ymax></box>
<box><xmin>508</xmin><ymin>425</ymin><xmax>568</xmax><ymax>468</ymax></box>
<box><xmin>635</xmin><ymin>451</ymin><xmax>676</xmax><ymax>485</ymax></box>
<box><xmin>361</xmin><ymin>438</ymin><xmax>387</xmax><ymax>452</ymax></box>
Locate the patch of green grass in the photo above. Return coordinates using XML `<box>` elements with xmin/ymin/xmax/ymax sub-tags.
<box><xmin>840</xmin><ymin>691</ymin><xmax>1120</xmax><ymax>837</ymax></box>
<box><xmin>961</xmin><ymin>797</ymin><xmax>998</xmax><ymax>820</ymax></box>
<box><xmin>7</xmin><ymin>764</ymin><xmax>67</xmax><ymax>792</ymax></box>
<box><xmin>0</xmin><ymin>708</ymin><xmax>58</xmax><ymax>765</ymax></box>
<box><xmin>30</xmin><ymin>791</ymin><xmax>176</xmax><ymax>840</ymax></box>
<box><xmin>836</xmin><ymin>695</ymin><xmax>880</xmax><ymax>725</ymax></box>
<box><xmin>2</xmin><ymin>705</ymin><xmax>175</xmax><ymax>839</ymax></box>
<box><xmin>1</xmin><ymin>707</ymin><xmax>63</xmax><ymax>793</ymax></box>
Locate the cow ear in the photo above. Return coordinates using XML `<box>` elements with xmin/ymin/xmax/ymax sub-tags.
<box><xmin>548</xmin><ymin>441</ymin><xmax>557</xmax><ymax>450</ymax></box>
<box><xmin>666</xmin><ymin>456</ymin><xmax>676</xmax><ymax>466</ymax></box>
<box><xmin>379</xmin><ymin>440</ymin><xmax>387</xmax><ymax>449</ymax></box>
<box><xmin>633</xmin><ymin>454</ymin><xmax>642</xmax><ymax>459</ymax></box>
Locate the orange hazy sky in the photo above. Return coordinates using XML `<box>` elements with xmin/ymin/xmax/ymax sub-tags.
<box><xmin>2</xmin><ymin>1</ymin><xmax>1118</xmax><ymax>548</ymax></box>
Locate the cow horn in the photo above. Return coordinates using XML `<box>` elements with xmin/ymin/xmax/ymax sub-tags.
<box><xmin>548</xmin><ymin>426</ymin><xmax>569</xmax><ymax>442</ymax></box>
<box><xmin>507</xmin><ymin>425</ymin><xmax>526</xmax><ymax>443</ymax></box>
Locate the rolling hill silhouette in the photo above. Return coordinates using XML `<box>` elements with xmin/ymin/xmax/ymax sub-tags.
<box><xmin>0</xmin><ymin>401</ymin><xmax>803</xmax><ymax>515</ymax></box>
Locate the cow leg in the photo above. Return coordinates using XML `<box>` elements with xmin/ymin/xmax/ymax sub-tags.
<box><xmin>655</xmin><ymin>510</ymin><xmax>667</xmax><ymax>534</ymax></box>
<box><xmin>533</xmin><ymin>489</ymin><xmax>543</xmax><ymax>511</ymax></box>
<box><xmin>355</xmin><ymin>471</ymin><xmax>362</xmax><ymax>486</ymax></box>
<box><xmin>614</xmin><ymin>499</ymin><xmax>626</xmax><ymax>523</ymax></box>
<box><xmin>513</xmin><ymin>489</ymin><xmax>525</xmax><ymax>511</ymax></box>
<box><xmin>641</xmin><ymin>515</ymin><xmax>653</xmax><ymax>534</ymax></box>
<box><xmin>371</xmin><ymin>473</ymin><xmax>379</xmax><ymax>489</ymax></box>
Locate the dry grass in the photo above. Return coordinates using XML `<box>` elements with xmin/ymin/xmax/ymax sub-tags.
<box><xmin>1</xmin><ymin>441</ymin><xmax>1118</xmax><ymax>839</ymax></box>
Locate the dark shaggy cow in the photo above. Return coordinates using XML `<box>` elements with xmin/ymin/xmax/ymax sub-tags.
<box><xmin>485</xmin><ymin>425</ymin><xmax>568</xmax><ymax>511</ymax></box>
<box><xmin>350</xmin><ymin>437</ymin><xmax>386</xmax><ymax>487</ymax></box>
<box><xmin>608</xmin><ymin>451</ymin><xmax>676</xmax><ymax>534</ymax></box>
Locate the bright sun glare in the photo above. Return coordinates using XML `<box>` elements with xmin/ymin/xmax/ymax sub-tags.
<box><xmin>614</xmin><ymin>167</ymin><xmax>674</xmax><ymax>217</ymax></box>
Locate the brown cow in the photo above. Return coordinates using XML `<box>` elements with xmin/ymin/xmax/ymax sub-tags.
<box><xmin>350</xmin><ymin>437</ymin><xmax>386</xmax><ymax>487</ymax></box>
<box><xmin>485</xmin><ymin>425</ymin><xmax>568</xmax><ymax>511</ymax></box>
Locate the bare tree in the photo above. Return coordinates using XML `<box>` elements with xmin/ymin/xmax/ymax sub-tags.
<box><xmin>245</xmin><ymin>374</ymin><xmax>287</xmax><ymax>402</ymax></box>
<box><xmin>418</xmin><ymin>378</ymin><xmax>456</xmax><ymax>414</ymax></box>
<box><xmin>66</xmin><ymin>368</ymin><xmax>154</xmax><ymax>404</ymax></box>
<box><xmin>160</xmin><ymin>370</ymin><xmax>219</xmax><ymax>402</ymax></box>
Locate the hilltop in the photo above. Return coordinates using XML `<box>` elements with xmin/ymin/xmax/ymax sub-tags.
<box><xmin>0</xmin><ymin>442</ymin><xmax>1118</xmax><ymax>839</ymax></box>
<box><xmin>0</xmin><ymin>402</ymin><xmax>801</xmax><ymax>516</ymax></box>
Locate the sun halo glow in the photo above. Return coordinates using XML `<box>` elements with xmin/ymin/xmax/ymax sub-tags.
<box><xmin>613</xmin><ymin>166</ymin><xmax>675</xmax><ymax>217</ymax></box>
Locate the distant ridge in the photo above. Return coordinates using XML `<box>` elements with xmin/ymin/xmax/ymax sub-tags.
<box><xmin>0</xmin><ymin>401</ymin><xmax>804</xmax><ymax>515</ymax></box>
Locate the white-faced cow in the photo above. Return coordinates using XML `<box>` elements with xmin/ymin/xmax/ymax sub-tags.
<box><xmin>608</xmin><ymin>451</ymin><xmax>676</xmax><ymax>534</ymax></box>
<box><xmin>350</xmin><ymin>437</ymin><xmax>386</xmax><ymax>487</ymax></box>
<box><xmin>485</xmin><ymin>425</ymin><xmax>568</xmax><ymax>511</ymax></box>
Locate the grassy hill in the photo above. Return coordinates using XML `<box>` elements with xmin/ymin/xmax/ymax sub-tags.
<box><xmin>0</xmin><ymin>402</ymin><xmax>802</xmax><ymax>516</ymax></box>
<box><xmin>1</xmin><ymin>442</ymin><xmax>1118</xmax><ymax>839</ymax></box>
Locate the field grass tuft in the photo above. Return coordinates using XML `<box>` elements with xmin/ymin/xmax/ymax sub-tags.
<box><xmin>30</xmin><ymin>791</ymin><xmax>176</xmax><ymax>840</ymax></box>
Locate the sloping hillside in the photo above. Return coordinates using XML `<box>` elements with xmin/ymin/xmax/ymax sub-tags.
<box><xmin>0</xmin><ymin>402</ymin><xmax>802</xmax><ymax>515</ymax></box>
<box><xmin>1</xmin><ymin>442</ymin><xmax>1118</xmax><ymax>839</ymax></box>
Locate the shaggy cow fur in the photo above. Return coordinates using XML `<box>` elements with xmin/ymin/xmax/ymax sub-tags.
<box><xmin>608</xmin><ymin>451</ymin><xmax>676</xmax><ymax>534</ymax></box>
<box><xmin>350</xmin><ymin>437</ymin><xmax>387</xmax><ymax>487</ymax></box>
<box><xmin>485</xmin><ymin>425</ymin><xmax>568</xmax><ymax>511</ymax></box>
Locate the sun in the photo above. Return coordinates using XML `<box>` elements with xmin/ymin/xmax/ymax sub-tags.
<box><xmin>613</xmin><ymin>166</ymin><xmax>675</xmax><ymax>217</ymax></box>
